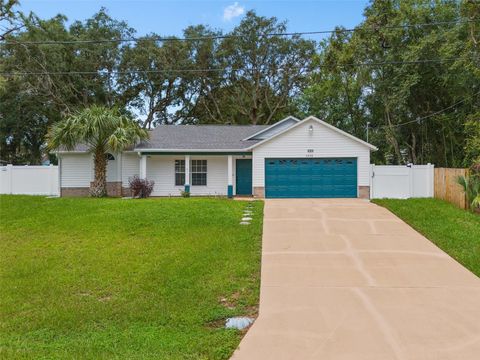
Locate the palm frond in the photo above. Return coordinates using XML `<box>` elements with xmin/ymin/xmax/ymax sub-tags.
<box><xmin>47</xmin><ymin>116</ymin><xmax>86</xmax><ymax>151</ymax></box>
<box><xmin>47</xmin><ymin>105</ymin><xmax>148</xmax><ymax>153</ymax></box>
<box><xmin>472</xmin><ymin>195</ymin><xmax>480</xmax><ymax>209</ymax></box>
<box><xmin>456</xmin><ymin>175</ymin><xmax>468</xmax><ymax>191</ymax></box>
<box><xmin>106</xmin><ymin>114</ymin><xmax>148</xmax><ymax>153</ymax></box>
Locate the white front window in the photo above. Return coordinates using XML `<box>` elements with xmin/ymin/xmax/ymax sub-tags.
<box><xmin>191</xmin><ymin>160</ymin><xmax>207</xmax><ymax>186</ymax></box>
<box><xmin>174</xmin><ymin>160</ymin><xmax>185</xmax><ymax>186</ymax></box>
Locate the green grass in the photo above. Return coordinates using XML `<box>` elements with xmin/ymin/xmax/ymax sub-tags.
<box><xmin>0</xmin><ymin>196</ymin><xmax>264</xmax><ymax>360</ymax></box>
<box><xmin>373</xmin><ymin>198</ymin><xmax>480</xmax><ymax>277</ymax></box>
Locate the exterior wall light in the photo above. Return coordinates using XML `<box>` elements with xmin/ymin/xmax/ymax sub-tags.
<box><xmin>308</xmin><ymin>124</ymin><xmax>314</xmax><ymax>133</ymax></box>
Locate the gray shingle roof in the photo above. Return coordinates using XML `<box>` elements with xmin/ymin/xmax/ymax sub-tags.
<box><xmin>60</xmin><ymin>124</ymin><xmax>269</xmax><ymax>152</ymax></box>
<box><xmin>135</xmin><ymin>125</ymin><xmax>269</xmax><ymax>150</ymax></box>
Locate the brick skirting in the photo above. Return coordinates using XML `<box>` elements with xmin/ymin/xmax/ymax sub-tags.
<box><xmin>61</xmin><ymin>182</ymin><xmax>124</xmax><ymax>197</ymax></box>
<box><xmin>61</xmin><ymin>187</ymin><xmax>90</xmax><ymax>197</ymax></box>
<box><xmin>358</xmin><ymin>186</ymin><xmax>370</xmax><ymax>199</ymax></box>
<box><xmin>122</xmin><ymin>187</ymin><xmax>132</xmax><ymax>197</ymax></box>
<box><xmin>62</xmin><ymin>184</ymin><xmax>369</xmax><ymax>199</ymax></box>
<box><xmin>253</xmin><ymin>187</ymin><xmax>265</xmax><ymax>198</ymax></box>
<box><xmin>99</xmin><ymin>181</ymin><xmax>122</xmax><ymax>197</ymax></box>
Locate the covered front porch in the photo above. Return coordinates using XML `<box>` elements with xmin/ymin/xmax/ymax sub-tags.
<box><xmin>137</xmin><ymin>152</ymin><xmax>253</xmax><ymax>197</ymax></box>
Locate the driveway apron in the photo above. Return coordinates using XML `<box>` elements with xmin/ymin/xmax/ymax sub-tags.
<box><xmin>231</xmin><ymin>199</ymin><xmax>480</xmax><ymax>360</ymax></box>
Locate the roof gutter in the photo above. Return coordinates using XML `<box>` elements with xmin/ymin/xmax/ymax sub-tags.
<box><xmin>134</xmin><ymin>148</ymin><xmax>252</xmax><ymax>153</ymax></box>
<box><xmin>137</xmin><ymin>150</ymin><xmax>252</xmax><ymax>156</ymax></box>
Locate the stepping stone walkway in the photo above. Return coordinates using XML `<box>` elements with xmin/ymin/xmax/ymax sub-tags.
<box><xmin>239</xmin><ymin>202</ymin><xmax>255</xmax><ymax>225</ymax></box>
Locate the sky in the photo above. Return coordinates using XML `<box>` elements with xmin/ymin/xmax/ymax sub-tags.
<box><xmin>19</xmin><ymin>0</ymin><xmax>370</xmax><ymax>40</ymax></box>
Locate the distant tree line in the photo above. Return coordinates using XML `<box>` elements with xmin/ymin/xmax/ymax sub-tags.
<box><xmin>0</xmin><ymin>0</ymin><xmax>479</xmax><ymax>166</ymax></box>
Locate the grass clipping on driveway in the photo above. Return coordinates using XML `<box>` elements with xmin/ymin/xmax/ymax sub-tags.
<box><xmin>373</xmin><ymin>198</ymin><xmax>480</xmax><ymax>277</ymax></box>
<box><xmin>0</xmin><ymin>196</ymin><xmax>263</xmax><ymax>360</ymax></box>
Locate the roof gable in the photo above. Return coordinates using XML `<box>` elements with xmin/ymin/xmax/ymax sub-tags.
<box><xmin>247</xmin><ymin>116</ymin><xmax>378</xmax><ymax>151</ymax></box>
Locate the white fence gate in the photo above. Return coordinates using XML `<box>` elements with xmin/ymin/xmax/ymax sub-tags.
<box><xmin>370</xmin><ymin>164</ymin><xmax>434</xmax><ymax>199</ymax></box>
<box><xmin>0</xmin><ymin>165</ymin><xmax>59</xmax><ymax>196</ymax></box>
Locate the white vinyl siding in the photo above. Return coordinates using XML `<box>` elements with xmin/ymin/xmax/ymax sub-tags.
<box><xmin>60</xmin><ymin>153</ymin><xmax>121</xmax><ymax>188</ymax></box>
<box><xmin>61</xmin><ymin>153</ymin><xmax>230</xmax><ymax>195</ymax></box>
<box><xmin>252</xmin><ymin>119</ymin><xmax>371</xmax><ymax>188</ymax></box>
<box><xmin>145</xmin><ymin>156</ymin><xmax>181</xmax><ymax>196</ymax></box>
<box><xmin>60</xmin><ymin>154</ymin><xmax>92</xmax><ymax>187</ymax></box>
<box><xmin>146</xmin><ymin>155</ymin><xmax>229</xmax><ymax>196</ymax></box>
<box><xmin>122</xmin><ymin>153</ymin><xmax>140</xmax><ymax>187</ymax></box>
<box><xmin>189</xmin><ymin>156</ymin><xmax>227</xmax><ymax>196</ymax></box>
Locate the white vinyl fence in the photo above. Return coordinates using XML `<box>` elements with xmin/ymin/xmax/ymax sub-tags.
<box><xmin>0</xmin><ymin>164</ymin><xmax>59</xmax><ymax>196</ymax></box>
<box><xmin>370</xmin><ymin>164</ymin><xmax>434</xmax><ymax>199</ymax></box>
<box><xmin>0</xmin><ymin>163</ymin><xmax>434</xmax><ymax>199</ymax></box>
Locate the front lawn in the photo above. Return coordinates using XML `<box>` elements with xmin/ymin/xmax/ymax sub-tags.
<box><xmin>0</xmin><ymin>196</ymin><xmax>263</xmax><ymax>359</ymax></box>
<box><xmin>373</xmin><ymin>198</ymin><xmax>480</xmax><ymax>277</ymax></box>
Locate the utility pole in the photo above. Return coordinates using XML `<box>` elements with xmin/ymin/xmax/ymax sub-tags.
<box><xmin>366</xmin><ymin>122</ymin><xmax>371</xmax><ymax>143</ymax></box>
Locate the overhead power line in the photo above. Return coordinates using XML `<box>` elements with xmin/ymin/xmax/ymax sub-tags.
<box><xmin>0</xmin><ymin>57</ymin><xmax>466</xmax><ymax>77</ymax></box>
<box><xmin>379</xmin><ymin>89</ymin><xmax>480</xmax><ymax>129</ymax></box>
<box><xmin>1</xmin><ymin>19</ymin><xmax>477</xmax><ymax>46</ymax></box>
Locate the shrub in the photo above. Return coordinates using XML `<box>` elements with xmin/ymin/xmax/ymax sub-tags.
<box><xmin>457</xmin><ymin>173</ymin><xmax>480</xmax><ymax>212</ymax></box>
<box><xmin>180</xmin><ymin>190</ymin><xmax>190</xmax><ymax>198</ymax></box>
<box><xmin>129</xmin><ymin>176</ymin><xmax>155</xmax><ymax>198</ymax></box>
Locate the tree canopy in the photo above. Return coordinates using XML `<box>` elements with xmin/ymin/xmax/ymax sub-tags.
<box><xmin>302</xmin><ymin>0</ymin><xmax>479</xmax><ymax>166</ymax></box>
<box><xmin>0</xmin><ymin>1</ymin><xmax>479</xmax><ymax>166</ymax></box>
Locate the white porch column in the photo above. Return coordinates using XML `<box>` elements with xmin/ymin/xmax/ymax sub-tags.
<box><xmin>227</xmin><ymin>155</ymin><xmax>233</xmax><ymax>198</ymax></box>
<box><xmin>184</xmin><ymin>155</ymin><xmax>190</xmax><ymax>193</ymax></box>
<box><xmin>139</xmin><ymin>154</ymin><xmax>147</xmax><ymax>179</ymax></box>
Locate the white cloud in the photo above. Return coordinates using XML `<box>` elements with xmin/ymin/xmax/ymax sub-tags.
<box><xmin>223</xmin><ymin>2</ymin><xmax>245</xmax><ymax>21</ymax></box>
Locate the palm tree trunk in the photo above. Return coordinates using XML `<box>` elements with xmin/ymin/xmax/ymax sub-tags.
<box><xmin>91</xmin><ymin>150</ymin><xmax>107</xmax><ymax>197</ymax></box>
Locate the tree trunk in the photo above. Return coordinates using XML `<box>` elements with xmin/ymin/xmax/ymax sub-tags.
<box><xmin>385</xmin><ymin>108</ymin><xmax>402</xmax><ymax>164</ymax></box>
<box><xmin>409</xmin><ymin>132</ymin><xmax>417</xmax><ymax>164</ymax></box>
<box><xmin>91</xmin><ymin>150</ymin><xmax>107</xmax><ymax>197</ymax></box>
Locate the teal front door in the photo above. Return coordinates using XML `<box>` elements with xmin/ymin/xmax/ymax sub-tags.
<box><xmin>265</xmin><ymin>158</ymin><xmax>357</xmax><ymax>198</ymax></box>
<box><xmin>236</xmin><ymin>159</ymin><xmax>252</xmax><ymax>195</ymax></box>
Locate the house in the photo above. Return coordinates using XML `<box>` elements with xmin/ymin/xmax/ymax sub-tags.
<box><xmin>57</xmin><ymin>116</ymin><xmax>377</xmax><ymax>198</ymax></box>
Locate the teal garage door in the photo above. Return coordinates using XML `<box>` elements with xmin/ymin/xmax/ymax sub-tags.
<box><xmin>265</xmin><ymin>158</ymin><xmax>357</xmax><ymax>198</ymax></box>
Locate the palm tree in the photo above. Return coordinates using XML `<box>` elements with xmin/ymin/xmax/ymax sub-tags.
<box><xmin>48</xmin><ymin>105</ymin><xmax>149</xmax><ymax>197</ymax></box>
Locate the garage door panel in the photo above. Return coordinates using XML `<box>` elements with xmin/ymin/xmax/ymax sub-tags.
<box><xmin>265</xmin><ymin>158</ymin><xmax>357</xmax><ymax>198</ymax></box>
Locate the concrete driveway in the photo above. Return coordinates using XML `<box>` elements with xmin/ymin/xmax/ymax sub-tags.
<box><xmin>232</xmin><ymin>199</ymin><xmax>480</xmax><ymax>360</ymax></box>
